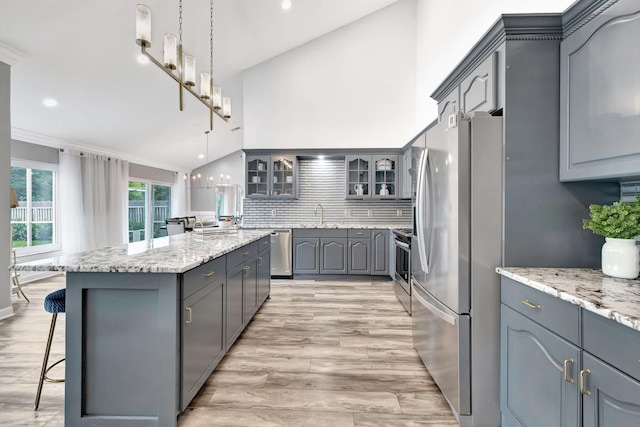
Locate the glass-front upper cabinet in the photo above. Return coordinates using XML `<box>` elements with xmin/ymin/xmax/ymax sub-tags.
<box><xmin>372</xmin><ymin>155</ymin><xmax>398</xmax><ymax>199</ymax></box>
<box><xmin>271</xmin><ymin>156</ymin><xmax>296</xmax><ymax>198</ymax></box>
<box><xmin>246</xmin><ymin>156</ymin><xmax>269</xmax><ymax>197</ymax></box>
<box><xmin>346</xmin><ymin>154</ymin><xmax>398</xmax><ymax>199</ymax></box>
<box><xmin>346</xmin><ymin>155</ymin><xmax>371</xmax><ymax>198</ymax></box>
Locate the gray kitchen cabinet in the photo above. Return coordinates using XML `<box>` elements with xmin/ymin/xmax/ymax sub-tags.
<box><xmin>438</xmin><ymin>86</ymin><xmax>460</xmax><ymax>123</ymax></box>
<box><xmin>348</xmin><ymin>229</ymin><xmax>370</xmax><ymax>275</ymax></box>
<box><xmin>246</xmin><ymin>154</ymin><xmax>297</xmax><ymax>198</ymax></box>
<box><xmin>371</xmin><ymin>229</ymin><xmax>389</xmax><ymax>276</ymax></box>
<box><xmin>257</xmin><ymin>235</ymin><xmax>271</xmax><ymax>304</ymax></box>
<box><xmin>560</xmin><ymin>0</ymin><xmax>640</xmax><ymax>181</ymax></box>
<box><xmin>242</xmin><ymin>257</ymin><xmax>258</xmax><ymax>323</ymax></box>
<box><xmin>257</xmin><ymin>248</ymin><xmax>271</xmax><ymax>303</ymax></box>
<box><xmin>401</xmin><ymin>147</ymin><xmax>412</xmax><ymax>199</ymax></box>
<box><xmin>225</xmin><ymin>262</ymin><xmax>245</xmax><ymax>350</ymax></box>
<box><xmin>320</xmin><ymin>237</ymin><xmax>348</xmax><ymax>274</ymax></box>
<box><xmin>293</xmin><ymin>237</ymin><xmax>319</xmax><ymax>274</ymax></box>
<box><xmin>460</xmin><ymin>52</ymin><xmax>497</xmax><ymax>114</ymax></box>
<box><xmin>270</xmin><ymin>155</ymin><xmax>297</xmax><ymax>198</ymax></box>
<box><xmin>246</xmin><ymin>155</ymin><xmax>270</xmax><ymax>197</ymax></box>
<box><xmin>501</xmin><ymin>304</ymin><xmax>580</xmax><ymax>427</ymax></box>
<box><xmin>582</xmin><ymin>353</ymin><xmax>640</xmax><ymax>427</ymax></box>
<box><xmin>345</xmin><ymin>154</ymin><xmax>399</xmax><ymax>199</ymax></box>
<box><xmin>181</xmin><ymin>275</ymin><xmax>225</xmax><ymax>410</ymax></box>
<box><xmin>501</xmin><ymin>275</ymin><xmax>640</xmax><ymax>427</ymax></box>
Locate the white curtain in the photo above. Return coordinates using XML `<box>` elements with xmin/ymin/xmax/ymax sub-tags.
<box><xmin>172</xmin><ymin>172</ymin><xmax>188</xmax><ymax>217</ymax></box>
<box><xmin>59</xmin><ymin>149</ymin><xmax>129</xmax><ymax>254</ymax></box>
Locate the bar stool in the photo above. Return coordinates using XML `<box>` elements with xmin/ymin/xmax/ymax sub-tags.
<box><xmin>34</xmin><ymin>288</ymin><xmax>66</xmax><ymax>410</ymax></box>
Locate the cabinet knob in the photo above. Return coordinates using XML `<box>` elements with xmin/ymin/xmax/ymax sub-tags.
<box><xmin>521</xmin><ymin>299</ymin><xmax>541</xmax><ymax>310</ymax></box>
<box><xmin>563</xmin><ymin>358</ymin><xmax>574</xmax><ymax>383</ymax></box>
<box><xmin>185</xmin><ymin>307</ymin><xmax>192</xmax><ymax>324</ymax></box>
<box><xmin>579</xmin><ymin>369</ymin><xmax>591</xmax><ymax>396</ymax></box>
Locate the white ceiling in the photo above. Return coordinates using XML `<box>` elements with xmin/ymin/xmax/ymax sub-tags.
<box><xmin>0</xmin><ymin>0</ymin><xmax>399</xmax><ymax>171</ymax></box>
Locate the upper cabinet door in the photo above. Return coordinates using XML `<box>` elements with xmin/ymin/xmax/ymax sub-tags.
<box><xmin>372</xmin><ymin>155</ymin><xmax>398</xmax><ymax>199</ymax></box>
<box><xmin>460</xmin><ymin>52</ymin><xmax>497</xmax><ymax>114</ymax></box>
<box><xmin>438</xmin><ymin>86</ymin><xmax>460</xmax><ymax>123</ymax></box>
<box><xmin>346</xmin><ymin>155</ymin><xmax>372</xmax><ymax>199</ymax></box>
<box><xmin>246</xmin><ymin>156</ymin><xmax>270</xmax><ymax>197</ymax></box>
<box><xmin>560</xmin><ymin>0</ymin><xmax>640</xmax><ymax>181</ymax></box>
<box><xmin>271</xmin><ymin>155</ymin><xmax>297</xmax><ymax>198</ymax></box>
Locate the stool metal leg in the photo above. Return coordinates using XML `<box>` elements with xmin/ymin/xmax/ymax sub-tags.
<box><xmin>34</xmin><ymin>313</ymin><xmax>57</xmax><ymax>411</ymax></box>
<box><xmin>11</xmin><ymin>251</ymin><xmax>29</xmax><ymax>303</ymax></box>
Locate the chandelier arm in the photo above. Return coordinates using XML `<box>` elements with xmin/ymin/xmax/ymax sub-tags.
<box><xmin>140</xmin><ymin>46</ymin><xmax>229</xmax><ymax>122</ymax></box>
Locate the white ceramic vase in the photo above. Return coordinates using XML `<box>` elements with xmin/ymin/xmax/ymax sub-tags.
<box><xmin>601</xmin><ymin>237</ymin><xmax>639</xmax><ymax>279</ymax></box>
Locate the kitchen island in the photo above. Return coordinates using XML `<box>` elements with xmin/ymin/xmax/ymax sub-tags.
<box><xmin>13</xmin><ymin>229</ymin><xmax>272</xmax><ymax>427</ymax></box>
<box><xmin>497</xmin><ymin>267</ymin><xmax>640</xmax><ymax>426</ymax></box>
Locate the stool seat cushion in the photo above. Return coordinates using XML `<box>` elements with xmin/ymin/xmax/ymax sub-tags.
<box><xmin>44</xmin><ymin>289</ymin><xmax>66</xmax><ymax>314</ymax></box>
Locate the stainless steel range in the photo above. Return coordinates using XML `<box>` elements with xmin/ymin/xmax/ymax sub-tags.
<box><xmin>392</xmin><ymin>228</ymin><xmax>411</xmax><ymax>314</ymax></box>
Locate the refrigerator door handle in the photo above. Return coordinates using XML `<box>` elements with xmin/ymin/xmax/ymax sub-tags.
<box><xmin>416</xmin><ymin>148</ymin><xmax>429</xmax><ymax>273</ymax></box>
<box><xmin>424</xmin><ymin>151</ymin><xmax>435</xmax><ymax>273</ymax></box>
<box><xmin>412</xmin><ymin>281</ymin><xmax>456</xmax><ymax>326</ymax></box>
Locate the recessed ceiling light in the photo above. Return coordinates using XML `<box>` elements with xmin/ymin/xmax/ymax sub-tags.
<box><xmin>42</xmin><ymin>98</ymin><xmax>58</xmax><ymax>108</ymax></box>
<box><xmin>137</xmin><ymin>54</ymin><xmax>150</xmax><ymax>64</ymax></box>
<box><xmin>281</xmin><ymin>0</ymin><xmax>292</xmax><ymax>10</ymax></box>
<box><xmin>198</xmin><ymin>154</ymin><xmax>205</xmax><ymax>159</ymax></box>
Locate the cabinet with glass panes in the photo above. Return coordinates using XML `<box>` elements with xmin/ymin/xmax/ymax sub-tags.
<box><xmin>345</xmin><ymin>155</ymin><xmax>398</xmax><ymax>199</ymax></box>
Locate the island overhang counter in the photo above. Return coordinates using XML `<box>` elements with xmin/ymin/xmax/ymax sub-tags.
<box><xmin>13</xmin><ymin>229</ymin><xmax>272</xmax><ymax>427</ymax></box>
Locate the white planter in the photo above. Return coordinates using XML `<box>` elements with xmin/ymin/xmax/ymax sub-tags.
<box><xmin>601</xmin><ymin>237</ymin><xmax>640</xmax><ymax>279</ymax></box>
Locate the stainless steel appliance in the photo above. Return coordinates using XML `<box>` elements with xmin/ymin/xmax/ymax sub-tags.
<box><xmin>270</xmin><ymin>229</ymin><xmax>292</xmax><ymax>277</ymax></box>
<box><xmin>392</xmin><ymin>228</ymin><xmax>412</xmax><ymax>314</ymax></box>
<box><xmin>411</xmin><ymin>112</ymin><xmax>503</xmax><ymax>426</ymax></box>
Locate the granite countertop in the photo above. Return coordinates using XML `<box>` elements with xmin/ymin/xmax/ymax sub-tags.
<box><xmin>11</xmin><ymin>229</ymin><xmax>271</xmax><ymax>274</ymax></box>
<box><xmin>497</xmin><ymin>267</ymin><xmax>640</xmax><ymax>332</ymax></box>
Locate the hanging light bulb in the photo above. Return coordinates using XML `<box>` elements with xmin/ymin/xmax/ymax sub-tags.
<box><xmin>200</xmin><ymin>72</ymin><xmax>212</xmax><ymax>99</ymax></box>
<box><xmin>135</xmin><ymin>4</ymin><xmax>151</xmax><ymax>47</ymax></box>
<box><xmin>163</xmin><ymin>34</ymin><xmax>177</xmax><ymax>69</ymax></box>
<box><xmin>212</xmin><ymin>86</ymin><xmax>222</xmax><ymax>110</ymax></box>
<box><xmin>222</xmin><ymin>97</ymin><xmax>231</xmax><ymax>119</ymax></box>
<box><xmin>184</xmin><ymin>55</ymin><xmax>196</xmax><ymax>86</ymax></box>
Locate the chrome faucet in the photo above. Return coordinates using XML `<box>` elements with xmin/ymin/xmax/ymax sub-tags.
<box><xmin>314</xmin><ymin>203</ymin><xmax>324</xmax><ymax>225</ymax></box>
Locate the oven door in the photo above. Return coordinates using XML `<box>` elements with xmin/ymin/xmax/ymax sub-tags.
<box><xmin>394</xmin><ymin>240</ymin><xmax>410</xmax><ymax>294</ymax></box>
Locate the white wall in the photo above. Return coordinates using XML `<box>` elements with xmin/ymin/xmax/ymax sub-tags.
<box><xmin>243</xmin><ymin>0</ymin><xmax>417</xmax><ymax>150</ymax></box>
<box><xmin>416</xmin><ymin>0</ymin><xmax>576</xmax><ymax>128</ymax></box>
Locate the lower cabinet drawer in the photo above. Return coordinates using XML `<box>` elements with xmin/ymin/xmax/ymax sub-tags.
<box><xmin>501</xmin><ymin>277</ymin><xmax>580</xmax><ymax>345</ymax></box>
<box><xmin>583</xmin><ymin>309</ymin><xmax>640</xmax><ymax>382</ymax></box>
<box><xmin>182</xmin><ymin>256</ymin><xmax>226</xmax><ymax>299</ymax></box>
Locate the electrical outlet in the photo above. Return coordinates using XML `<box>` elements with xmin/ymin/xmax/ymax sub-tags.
<box><xmin>271</xmin><ymin>209</ymin><xmax>276</xmax><ymax>217</ymax></box>
<box><xmin>367</xmin><ymin>209</ymin><xmax>372</xmax><ymax>217</ymax></box>
<box><xmin>345</xmin><ymin>209</ymin><xmax>351</xmax><ymax>217</ymax></box>
<box><xmin>397</xmin><ymin>209</ymin><xmax>402</xmax><ymax>217</ymax></box>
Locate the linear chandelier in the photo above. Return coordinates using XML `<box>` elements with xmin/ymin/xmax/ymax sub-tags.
<box><xmin>135</xmin><ymin>0</ymin><xmax>231</xmax><ymax>130</ymax></box>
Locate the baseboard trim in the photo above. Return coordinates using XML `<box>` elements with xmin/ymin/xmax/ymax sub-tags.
<box><xmin>0</xmin><ymin>305</ymin><xmax>14</xmax><ymax>320</ymax></box>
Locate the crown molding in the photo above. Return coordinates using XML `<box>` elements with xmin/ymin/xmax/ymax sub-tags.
<box><xmin>563</xmin><ymin>0</ymin><xmax>618</xmax><ymax>37</ymax></box>
<box><xmin>0</xmin><ymin>41</ymin><xmax>29</xmax><ymax>66</ymax></box>
<box><xmin>431</xmin><ymin>14</ymin><xmax>563</xmax><ymax>102</ymax></box>
<box><xmin>11</xmin><ymin>128</ymin><xmax>186</xmax><ymax>173</ymax></box>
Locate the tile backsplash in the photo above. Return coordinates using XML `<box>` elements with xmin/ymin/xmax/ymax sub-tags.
<box><xmin>243</xmin><ymin>158</ymin><xmax>412</xmax><ymax>227</ymax></box>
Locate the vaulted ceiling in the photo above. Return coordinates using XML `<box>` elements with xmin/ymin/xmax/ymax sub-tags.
<box><xmin>0</xmin><ymin>0</ymin><xmax>399</xmax><ymax>171</ymax></box>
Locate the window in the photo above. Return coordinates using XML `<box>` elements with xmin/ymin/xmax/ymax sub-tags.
<box><xmin>128</xmin><ymin>181</ymin><xmax>172</xmax><ymax>242</ymax></box>
<box><xmin>10</xmin><ymin>162</ymin><xmax>59</xmax><ymax>253</ymax></box>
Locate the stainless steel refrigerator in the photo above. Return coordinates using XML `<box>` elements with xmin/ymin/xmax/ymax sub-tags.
<box><xmin>411</xmin><ymin>111</ymin><xmax>503</xmax><ymax>426</ymax></box>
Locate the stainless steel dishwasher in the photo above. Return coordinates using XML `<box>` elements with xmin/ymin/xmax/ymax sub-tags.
<box><xmin>270</xmin><ymin>229</ymin><xmax>292</xmax><ymax>277</ymax></box>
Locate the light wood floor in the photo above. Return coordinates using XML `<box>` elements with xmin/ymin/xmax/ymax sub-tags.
<box><xmin>0</xmin><ymin>275</ymin><xmax>458</xmax><ymax>426</ymax></box>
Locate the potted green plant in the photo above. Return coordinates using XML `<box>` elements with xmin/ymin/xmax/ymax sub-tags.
<box><xmin>583</xmin><ymin>195</ymin><xmax>640</xmax><ymax>279</ymax></box>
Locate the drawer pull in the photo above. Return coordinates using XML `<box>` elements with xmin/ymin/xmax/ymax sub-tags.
<box><xmin>243</xmin><ymin>266</ymin><xmax>250</xmax><ymax>277</ymax></box>
<box><xmin>356</xmin><ymin>232</ymin><xmax>363</xmax><ymax>235</ymax></box>
<box><xmin>563</xmin><ymin>358</ymin><xmax>574</xmax><ymax>383</ymax></box>
<box><xmin>203</xmin><ymin>271</ymin><xmax>215</xmax><ymax>277</ymax></box>
<box><xmin>579</xmin><ymin>369</ymin><xmax>591</xmax><ymax>396</ymax></box>
<box><xmin>521</xmin><ymin>299</ymin><xmax>541</xmax><ymax>309</ymax></box>
<box><xmin>258</xmin><ymin>256</ymin><xmax>262</xmax><ymax>266</ymax></box>
<box><xmin>242</xmin><ymin>251</ymin><xmax>250</xmax><ymax>255</ymax></box>
<box><xmin>185</xmin><ymin>307</ymin><xmax>192</xmax><ymax>324</ymax></box>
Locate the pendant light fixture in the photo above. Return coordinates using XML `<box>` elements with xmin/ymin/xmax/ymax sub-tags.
<box><xmin>135</xmin><ymin>0</ymin><xmax>230</xmax><ymax>130</ymax></box>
